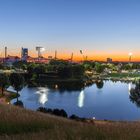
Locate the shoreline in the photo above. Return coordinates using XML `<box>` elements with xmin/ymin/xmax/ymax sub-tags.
<box><xmin>0</xmin><ymin>90</ymin><xmax>18</xmax><ymax>104</ymax></box>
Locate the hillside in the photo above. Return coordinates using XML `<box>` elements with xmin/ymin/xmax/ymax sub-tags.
<box><xmin>0</xmin><ymin>104</ymin><xmax>140</xmax><ymax>140</ymax></box>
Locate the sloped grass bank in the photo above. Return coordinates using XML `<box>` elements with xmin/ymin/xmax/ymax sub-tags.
<box><xmin>0</xmin><ymin>104</ymin><xmax>140</xmax><ymax>140</ymax></box>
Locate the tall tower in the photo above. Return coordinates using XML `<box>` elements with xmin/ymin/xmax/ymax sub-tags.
<box><xmin>5</xmin><ymin>46</ymin><xmax>7</xmax><ymax>59</ymax></box>
<box><xmin>70</xmin><ymin>53</ymin><xmax>73</xmax><ymax>62</ymax></box>
<box><xmin>54</xmin><ymin>50</ymin><xmax>57</xmax><ymax>60</ymax></box>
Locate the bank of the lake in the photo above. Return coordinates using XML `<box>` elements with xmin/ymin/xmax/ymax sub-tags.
<box><xmin>0</xmin><ymin>90</ymin><xmax>18</xmax><ymax>104</ymax></box>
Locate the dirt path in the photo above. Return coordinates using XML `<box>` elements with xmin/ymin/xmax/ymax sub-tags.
<box><xmin>0</xmin><ymin>97</ymin><xmax>6</xmax><ymax>104</ymax></box>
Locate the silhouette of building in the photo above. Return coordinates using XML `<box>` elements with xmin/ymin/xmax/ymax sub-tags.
<box><xmin>5</xmin><ymin>55</ymin><xmax>20</xmax><ymax>66</ymax></box>
<box><xmin>107</xmin><ymin>58</ymin><xmax>112</xmax><ymax>63</ymax></box>
<box><xmin>21</xmin><ymin>48</ymin><xmax>28</xmax><ymax>61</ymax></box>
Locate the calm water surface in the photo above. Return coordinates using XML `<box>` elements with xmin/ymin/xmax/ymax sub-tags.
<box><xmin>10</xmin><ymin>80</ymin><xmax>140</xmax><ymax>121</ymax></box>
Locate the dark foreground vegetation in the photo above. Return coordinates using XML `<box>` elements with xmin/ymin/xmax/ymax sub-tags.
<box><xmin>37</xmin><ymin>107</ymin><xmax>88</xmax><ymax>122</ymax></box>
<box><xmin>0</xmin><ymin>104</ymin><xmax>140</xmax><ymax>140</ymax></box>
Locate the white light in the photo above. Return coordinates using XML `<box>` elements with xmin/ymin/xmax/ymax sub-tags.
<box><xmin>40</xmin><ymin>47</ymin><xmax>45</xmax><ymax>52</ymax></box>
<box><xmin>36</xmin><ymin>87</ymin><xmax>48</xmax><ymax>105</ymax></box>
<box><xmin>128</xmin><ymin>83</ymin><xmax>131</xmax><ymax>95</ymax></box>
<box><xmin>129</xmin><ymin>52</ymin><xmax>133</xmax><ymax>56</ymax></box>
<box><xmin>93</xmin><ymin>117</ymin><xmax>96</xmax><ymax>120</ymax></box>
<box><xmin>78</xmin><ymin>90</ymin><xmax>85</xmax><ymax>108</ymax></box>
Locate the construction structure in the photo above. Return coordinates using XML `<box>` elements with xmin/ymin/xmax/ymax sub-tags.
<box><xmin>36</xmin><ymin>46</ymin><xmax>45</xmax><ymax>60</ymax></box>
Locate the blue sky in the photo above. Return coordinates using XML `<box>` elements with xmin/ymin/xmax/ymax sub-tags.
<box><xmin>0</xmin><ymin>0</ymin><xmax>140</xmax><ymax>60</ymax></box>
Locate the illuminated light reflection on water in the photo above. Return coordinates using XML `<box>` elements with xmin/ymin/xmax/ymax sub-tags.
<box><xmin>78</xmin><ymin>90</ymin><xmax>85</xmax><ymax>108</ymax></box>
<box><xmin>36</xmin><ymin>87</ymin><xmax>49</xmax><ymax>105</ymax></box>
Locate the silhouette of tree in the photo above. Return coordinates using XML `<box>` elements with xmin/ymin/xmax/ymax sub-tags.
<box><xmin>13</xmin><ymin>100</ymin><xmax>24</xmax><ymax>107</ymax></box>
<box><xmin>130</xmin><ymin>80</ymin><xmax>140</xmax><ymax>107</ymax></box>
<box><xmin>96</xmin><ymin>80</ymin><xmax>104</xmax><ymax>89</ymax></box>
<box><xmin>0</xmin><ymin>74</ymin><xmax>9</xmax><ymax>95</ymax></box>
<box><xmin>9</xmin><ymin>73</ymin><xmax>24</xmax><ymax>102</ymax></box>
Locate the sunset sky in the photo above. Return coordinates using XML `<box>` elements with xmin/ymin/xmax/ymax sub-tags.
<box><xmin>0</xmin><ymin>0</ymin><xmax>140</xmax><ymax>61</ymax></box>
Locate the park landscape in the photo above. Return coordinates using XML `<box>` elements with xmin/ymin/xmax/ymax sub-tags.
<box><xmin>1</xmin><ymin>0</ymin><xmax>140</xmax><ymax>139</ymax></box>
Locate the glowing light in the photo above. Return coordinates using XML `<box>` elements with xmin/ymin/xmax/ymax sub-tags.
<box><xmin>128</xmin><ymin>83</ymin><xmax>131</xmax><ymax>95</ymax></box>
<box><xmin>78</xmin><ymin>90</ymin><xmax>85</xmax><ymax>108</ymax></box>
<box><xmin>36</xmin><ymin>87</ymin><xmax>48</xmax><ymax>105</ymax></box>
<box><xmin>40</xmin><ymin>47</ymin><xmax>45</xmax><ymax>52</ymax></box>
<box><xmin>55</xmin><ymin>84</ymin><xmax>58</xmax><ymax>89</ymax></box>
<box><xmin>93</xmin><ymin>117</ymin><xmax>96</xmax><ymax>120</ymax></box>
<box><xmin>128</xmin><ymin>52</ymin><xmax>133</xmax><ymax>56</ymax></box>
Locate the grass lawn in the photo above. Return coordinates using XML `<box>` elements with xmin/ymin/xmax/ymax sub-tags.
<box><xmin>108</xmin><ymin>72</ymin><xmax>140</xmax><ymax>78</ymax></box>
<box><xmin>0</xmin><ymin>104</ymin><xmax>140</xmax><ymax>140</ymax></box>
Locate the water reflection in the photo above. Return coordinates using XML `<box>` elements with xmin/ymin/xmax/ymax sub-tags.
<box><xmin>96</xmin><ymin>80</ymin><xmax>104</xmax><ymax>89</ymax></box>
<box><xmin>128</xmin><ymin>83</ymin><xmax>132</xmax><ymax>95</ymax></box>
<box><xmin>29</xmin><ymin>81</ymin><xmax>85</xmax><ymax>92</ymax></box>
<box><xmin>36</xmin><ymin>87</ymin><xmax>49</xmax><ymax>105</ymax></box>
<box><xmin>14</xmin><ymin>100</ymin><xmax>24</xmax><ymax>107</ymax></box>
<box><xmin>130</xmin><ymin>81</ymin><xmax>140</xmax><ymax>107</ymax></box>
<box><xmin>78</xmin><ymin>90</ymin><xmax>85</xmax><ymax>108</ymax></box>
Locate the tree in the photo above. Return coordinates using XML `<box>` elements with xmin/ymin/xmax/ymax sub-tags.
<box><xmin>49</xmin><ymin>59</ymin><xmax>69</xmax><ymax>66</ymax></box>
<box><xmin>9</xmin><ymin>73</ymin><xmax>24</xmax><ymax>102</ymax></box>
<box><xmin>122</xmin><ymin>64</ymin><xmax>133</xmax><ymax>70</ymax></box>
<box><xmin>130</xmin><ymin>80</ymin><xmax>140</xmax><ymax>107</ymax></box>
<box><xmin>57</xmin><ymin>64</ymin><xmax>72</xmax><ymax>78</ymax></box>
<box><xmin>96</xmin><ymin>80</ymin><xmax>104</xmax><ymax>89</ymax></box>
<box><xmin>0</xmin><ymin>74</ymin><xmax>9</xmax><ymax>95</ymax></box>
<box><xmin>34</xmin><ymin>64</ymin><xmax>46</xmax><ymax>75</ymax></box>
<box><xmin>27</xmin><ymin>63</ymin><xmax>37</xmax><ymax>74</ymax></box>
<box><xmin>82</xmin><ymin>61</ymin><xmax>95</xmax><ymax>71</ymax></box>
<box><xmin>72</xmin><ymin>65</ymin><xmax>84</xmax><ymax>78</ymax></box>
<box><xmin>95</xmin><ymin>63</ymin><xmax>105</xmax><ymax>73</ymax></box>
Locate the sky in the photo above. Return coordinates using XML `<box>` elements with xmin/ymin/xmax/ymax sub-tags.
<box><xmin>0</xmin><ymin>0</ymin><xmax>140</xmax><ymax>61</ymax></box>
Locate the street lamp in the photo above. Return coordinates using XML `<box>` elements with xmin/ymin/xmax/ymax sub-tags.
<box><xmin>128</xmin><ymin>52</ymin><xmax>133</xmax><ymax>63</ymax></box>
<box><xmin>128</xmin><ymin>52</ymin><xmax>133</xmax><ymax>77</ymax></box>
<box><xmin>36</xmin><ymin>47</ymin><xmax>45</xmax><ymax>60</ymax></box>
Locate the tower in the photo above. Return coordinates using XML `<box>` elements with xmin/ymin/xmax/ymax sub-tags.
<box><xmin>36</xmin><ymin>47</ymin><xmax>45</xmax><ymax>60</ymax></box>
<box><xmin>70</xmin><ymin>53</ymin><xmax>73</xmax><ymax>62</ymax></box>
<box><xmin>21</xmin><ymin>48</ymin><xmax>28</xmax><ymax>61</ymax></box>
<box><xmin>5</xmin><ymin>46</ymin><xmax>7</xmax><ymax>59</ymax></box>
<box><xmin>54</xmin><ymin>50</ymin><xmax>57</xmax><ymax>60</ymax></box>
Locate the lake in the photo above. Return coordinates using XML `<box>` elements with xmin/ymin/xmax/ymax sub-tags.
<box><xmin>9</xmin><ymin>80</ymin><xmax>140</xmax><ymax>121</ymax></box>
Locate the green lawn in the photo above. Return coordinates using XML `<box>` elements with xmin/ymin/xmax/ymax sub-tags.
<box><xmin>108</xmin><ymin>73</ymin><xmax>140</xmax><ymax>78</ymax></box>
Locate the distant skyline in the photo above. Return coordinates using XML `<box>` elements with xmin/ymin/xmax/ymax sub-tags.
<box><xmin>0</xmin><ymin>0</ymin><xmax>140</xmax><ymax>61</ymax></box>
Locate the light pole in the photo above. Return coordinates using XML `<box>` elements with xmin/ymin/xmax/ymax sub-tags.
<box><xmin>128</xmin><ymin>52</ymin><xmax>133</xmax><ymax>63</ymax></box>
<box><xmin>36</xmin><ymin>47</ymin><xmax>45</xmax><ymax>61</ymax></box>
<box><xmin>128</xmin><ymin>52</ymin><xmax>133</xmax><ymax>77</ymax></box>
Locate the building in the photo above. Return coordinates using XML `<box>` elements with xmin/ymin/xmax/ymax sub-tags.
<box><xmin>107</xmin><ymin>58</ymin><xmax>112</xmax><ymax>63</ymax></box>
<box><xmin>5</xmin><ymin>55</ymin><xmax>20</xmax><ymax>66</ymax></box>
<box><xmin>27</xmin><ymin>56</ymin><xmax>50</xmax><ymax>64</ymax></box>
<box><xmin>21</xmin><ymin>48</ymin><xmax>28</xmax><ymax>61</ymax></box>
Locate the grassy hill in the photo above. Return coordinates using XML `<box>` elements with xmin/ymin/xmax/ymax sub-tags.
<box><xmin>0</xmin><ymin>104</ymin><xmax>140</xmax><ymax>140</ymax></box>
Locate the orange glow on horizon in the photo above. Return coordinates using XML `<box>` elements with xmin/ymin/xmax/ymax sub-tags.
<box><xmin>5</xmin><ymin>49</ymin><xmax>140</xmax><ymax>62</ymax></box>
